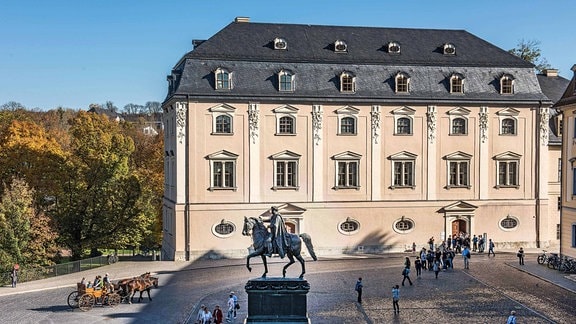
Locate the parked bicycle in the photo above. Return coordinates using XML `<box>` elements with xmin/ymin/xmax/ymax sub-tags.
<box><xmin>558</xmin><ymin>256</ymin><xmax>576</xmax><ymax>273</ymax></box>
<box><xmin>107</xmin><ymin>253</ymin><xmax>118</xmax><ymax>265</ymax></box>
<box><xmin>547</xmin><ymin>253</ymin><xmax>562</xmax><ymax>269</ymax></box>
<box><xmin>537</xmin><ymin>250</ymin><xmax>557</xmax><ymax>265</ymax></box>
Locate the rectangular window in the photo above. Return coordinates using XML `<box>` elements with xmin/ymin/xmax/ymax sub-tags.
<box><xmin>275</xmin><ymin>161</ymin><xmax>297</xmax><ymax>187</ymax></box>
<box><xmin>337</xmin><ymin>161</ymin><xmax>358</xmax><ymax>187</ymax></box>
<box><xmin>449</xmin><ymin>161</ymin><xmax>469</xmax><ymax>187</ymax></box>
<box><xmin>280</xmin><ymin>74</ymin><xmax>293</xmax><ymax>91</ymax></box>
<box><xmin>213</xmin><ymin>161</ymin><xmax>234</xmax><ymax>188</ymax></box>
<box><xmin>498</xmin><ymin>161</ymin><xmax>518</xmax><ymax>187</ymax></box>
<box><xmin>393</xmin><ymin>161</ymin><xmax>414</xmax><ymax>187</ymax></box>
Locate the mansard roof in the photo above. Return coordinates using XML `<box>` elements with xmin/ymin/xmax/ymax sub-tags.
<box><xmin>167</xmin><ymin>20</ymin><xmax>549</xmax><ymax>105</ymax></box>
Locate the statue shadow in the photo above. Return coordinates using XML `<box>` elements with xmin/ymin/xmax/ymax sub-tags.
<box><xmin>342</xmin><ymin>229</ymin><xmax>399</xmax><ymax>255</ymax></box>
<box><xmin>29</xmin><ymin>305</ymin><xmax>73</xmax><ymax>313</ymax></box>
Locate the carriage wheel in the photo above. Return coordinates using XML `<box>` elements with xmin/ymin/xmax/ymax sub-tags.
<box><xmin>107</xmin><ymin>293</ymin><xmax>121</xmax><ymax>307</ymax></box>
<box><xmin>67</xmin><ymin>291</ymin><xmax>80</xmax><ymax>308</ymax></box>
<box><xmin>78</xmin><ymin>294</ymin><xmax>95</xmax><ymax>311</ymax></box>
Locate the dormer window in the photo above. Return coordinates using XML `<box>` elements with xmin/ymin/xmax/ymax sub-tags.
<box><xmin>340</xmin><ymin>72</ymin><xmax>356</xmax><ymax>93</ymax></box>
<box><xmin>395</xmin><ymin>72</ymin><xmax>410</xmax><ymax>93</ymax></box>
<box><xmin>334</xmin><ymin>40</ymin><xmax>348</xmax><ymax>52</ymax></box>
<box><xmin>443</xmin><ymin>43</ymin><xmax>456</xmax><ymax>55</ymax></box>
<box><xmin>274</xmin><ymin>37</ymin><xmax>287</xmax><ymax>50</ymax></box>
<box><xmin>450</xmin><ymin>74</ymin><xmax>464</xmax><ymax>94</ymax></box>
<box><xmin>388</xmin><ymin>42</ymin><xmax>401</xmax><ymax>54</ymax></box>
<box><xmin>278</xmin><ymin>69</ymin><xmax>294</xmax><ymax>92</ymax></box>
<box><xmin>215</xmin><ymin>68</ymin><xmax>232</xmax><ymax>90</ymax></box>
<box><xmin>500</xmin><ymin>74</ymin><xmax>515</xmax><ymax>94</ymax></box>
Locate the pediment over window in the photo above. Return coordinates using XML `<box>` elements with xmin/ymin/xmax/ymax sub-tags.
<box><xmin>391</xmin><ymin>106</ymin><xmax>416</xmax><ymax>115</ymax></box>
<box><xmin>261</xmin><ymin>203</ymin><xmax>307</xmax><ymax>218</ymax></box>
<box><xmin>447</xmin><ymin>107</ymin><xmax>470</xmax><ymax>116</ymax></box>
<box><xmin>493</xmin><ymin>151</ymin><xmax>522</xmax><ymax>160</ymax></box>
<box><xmin>270</xmin><ymin>150</ymin><xmax>301</xmax><ymax>160</ymax></box>
<box><xmin>332</xmin><ymin>151</ymin><xmax>362</xmax><ymax>160</ymax></box>
<box><xmin>441</xmin><ymin>200</ymin><xmax>478</xmax><ymax>212</ymax></box>
<box><xmin>444</xmin><ymin>151</ymin><xmax>472</xmax><ymax>160</ymax></box>
<box><xmin>273</xmin><ymin>105</ymin><xmax>299</xmax><ymax>114</ymax></box>
<box><xmin>496</xmin><ymin>107</ymin><xmax>520</xmax><ymax>116</ymax></box>
<box><xmin>335</xmin><ymin>106</ymin><xmax>359</xmax><ymax>115</ymax></box>
<box><xmin>206</xmin><ymin>150</ymin><xmax>238</xmax><ymax>160</ymax></box>
<box><xmin>388</xmin><ymin>151</ymin><xmax>417</xmax><ymax>160</ymax></box>
<box><xmin>209</xmin><ymin>103</ymin><xmax>236</xmax><ymax>113</ymax></box>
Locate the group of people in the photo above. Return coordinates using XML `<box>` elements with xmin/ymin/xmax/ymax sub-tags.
<box><xmin>80</xmin><ymin>273</ymin><xmax>113</xmax><ymax>291</ymax></box>
<box><xmin>195</xmin><ymin>291</ymin><xmax>238</xmax><ymax>324</ymax></box>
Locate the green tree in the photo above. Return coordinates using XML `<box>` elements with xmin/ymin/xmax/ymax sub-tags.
<box><xmin>508</xmin><ymin>39</ymin><xmax>552</xmax><ymax>73</ymax></box>
<box><xmin>53</xmin><ymin>112</ymin><xmax>152</xmax><ymax>259</ymax></box>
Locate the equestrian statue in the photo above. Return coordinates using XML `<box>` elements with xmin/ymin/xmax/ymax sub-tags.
<box><xmin>242</xmin><ymin>206</ymin><xmax>317</xmax><ymax>279</ymax></box>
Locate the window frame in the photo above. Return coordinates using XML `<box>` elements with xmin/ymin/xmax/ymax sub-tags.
<box><xmin>212</xmin><ymin>220</ymin><xmax>236</xmax><ymax>238</ymax></box>
<box><xmin>271</xmin><ymin>151</ymin><xmax>301</xmax><ymax>191</ymax></box>
<box><xmin>450</xmin><ymin>74</ymin><xmax>464</xmax><ymax>94</ymax></box>
<box><xmin>214</xmin><ymin>114</ymin><xmax>232</xmax><ymax>134</ymax></box>
<box><xmin>273</xmin><ymin>105</ymin><xmax>299</xmax><ymax>136</ymax></box>
<box><xmin>207</xmin><ymin>150</ymin><xmax>238</xmax><ymax>191</ymax></box>
<box><xmin>445</xmin><ymin>151</ymin><xmax>472</xmax><ymax>189</ymax></box>
<box><xmin>340</xmin><ymin>72</ymin><xmax>356</xmax><ymax>93</ymax></box>
<box><xmin>443</xmin><ymin>43</ymin><xmax>456</xmax><ymax>55</ymax></box>
<box><xmin>494</xmin><ymin>152</ymin><xmax>521</xmax><ymax>188</ymax></box>
<box><xmin>501</xmin><ymin>118</ymin><xmax>517</xmax><ymax>135</ymax></box>
<box><xmin>500</xmin><ymin>75</ymin><xmax>514</xmax><ymax>94</ymax></box>
<box><xmin>278</xmin><ymin>69</ymin><xmax>294</xmax><ymax>92</ymax></box>
<box><xmin>278</xmin><ymin>115</ymin><xmax>295</xmax><ymax>134</ymax></box>
<box><xmin>333</xmin><ymin>151</ymin><xmax>362</xmax><ymax>190</ymax></box>
<box><xmin>388</xmin><ymin>41</ymin><xmax>401</xmax><ymax>54</ymax></box>
<box><xmin>393</xmin><ymin>217</ymin><xmax>416</xmax><ymax>234</ymax></box>
<box><xmin>396</xmin><ymin>117</ymin><xmax>412</xmax><ymax>135</ymax></box>
<box><xmin>336</xmin><ymin>106</ymin><xmax>359</xmax><ymax>136</ymax></box>
<box><xmin>274</xmin><ymin>37</ymin><xmax>287</xmax><ymax>50</ymax></box>
<box><xmin>209</xmin><ymin>104</ymin><xmax>236</xmax><ymax>135</ymax></box>
<box><xmin>334</xmin><ymin>40</ymin><xmax>348</xmax><ymax>52</ymax></box>
<box><xmin>451</xmin><ymin>117</ymin><xmax>468</xmax><ymax>135</ymax></box>
<box><xmin>499</xmin><ymin>216</ymin><xmax>519</xmax><ymax>231</ymax></box>
<box><xmin>395</xmin><ymin>73</ymin><xmax>410</xmax><ymax>93</ymax></box>
<box><xmin>338</xmin><ymin>218</ymin><xmax>360</xmax><ymax>235</ymax></box>
<box><xmin>214</xmin><ymin>68</ymin><xmax>232</xmax><ymax>90</ymax></box>
<box><xmin>389</xmin><ymin>151</ymin><xmax>417</xmax><ymax>189</ymax></box>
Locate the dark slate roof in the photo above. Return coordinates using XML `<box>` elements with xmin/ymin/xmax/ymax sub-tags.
<box><xmin>167</xmin><ymin>21</ymin><xmax>548</xmax><ymax>105</ymax></box>
<box><xmin>537</xmin><ymin>73</ymin><xmax>570</xmax><ymax>104</ymax></box>
<box><xmin>555</xmin><ymin>72</ymin><xmax>576</xmax><ymax>107</ymax></box>
<box><xmin>185</xmin><ymin>21</ymin><xmax>534</xmax><ymax>67</ymax></box>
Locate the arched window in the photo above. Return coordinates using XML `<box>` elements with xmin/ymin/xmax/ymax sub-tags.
<box><xmin>395</xmin><ymin>73</ymin><xmax>409</xmax><ymax>93</ymax></box>
<box><xmin>340</xmin><ymin>116</ymin><xmax>356</xmax><ymax>134</ymax></box>
<box><xmin>340</xmin><ymin>72</ymin><xmax>355</xmax><ymax>93</ymax></box>
<box><xmin>452</xmin><ymin>117</ymin><xmax>467</xmax><ymax>135</ymax></box>
<box><xmin>450</xmin><ymin>74</ymin><xmax>464</xmax><ymax>93</ymax></box>
<box><xmin>278</xmin><ymin>116</ymin><xmax>295</xmax><ymax>134</ymax></box>
<box><xmin>215</xmin><ymin>115</ymin><xmax>232</xmax><ymax>133</ymax></box>
<box><xmin>500</xmin><ymin>75</ymin><xmax>514</xmax><ymax>94</ymax></box>
<box><xmin>501</xmin><ymin>118</ymin><xmax>516</xmax><ymax>135</ymax></box>
<box><xmin>279</xmin><ymin>70</ymin><xmax>294</xmax><ymax>92</ymax></box>
<box><xmin>396</xmin><ymin>117</ymin><xmax>412</xmax><ymax>135</ymax></box>
<box><xmin>215</xmin><ymin>68</ymin><xmax>232</xmax><ymax>90</ymax></box>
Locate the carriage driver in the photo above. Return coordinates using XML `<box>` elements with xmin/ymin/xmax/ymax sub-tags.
<box><xmin>261</xmin><ymin>206</ymin><xmax>290</xmax><ymax>258</ymax></box>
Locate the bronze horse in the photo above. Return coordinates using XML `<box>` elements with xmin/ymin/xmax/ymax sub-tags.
<box><xmin>242</xmin><ymin>216</ymin><xmax>317</xmax><ymax>279</ymax></box>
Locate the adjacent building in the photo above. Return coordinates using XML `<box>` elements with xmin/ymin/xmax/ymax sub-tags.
<box><xmin>161</xmin><ymin>18</ymin><xmax>561</xmax><ymax>261</ymax></box>
<box><xmin>557</xmin><ymin>65</ymin><xmax>576</xmax><ymax>259</ymax></box>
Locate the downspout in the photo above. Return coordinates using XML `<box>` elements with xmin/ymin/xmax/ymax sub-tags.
<box><xmin>185</xmin><ymin>96</ymin><xmax>191</xmax><ymax>261</ymax></box>
<box><xmin>535</xmin><ymin>100</ymin><xmax>542</xmax><ymax>248</ymax></box>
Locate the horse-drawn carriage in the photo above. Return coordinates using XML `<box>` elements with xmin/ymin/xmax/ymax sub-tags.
<box><xmin>67</xmin><ymin>282</ymin><xmax>121</xmax><ymax>311</ymax></box>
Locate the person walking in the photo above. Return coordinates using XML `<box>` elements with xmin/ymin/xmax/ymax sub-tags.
<box><xmin>432</xmin><ymin>258</ymin><xmax>441</xmax><ymax>279</ymax></box>
<box><xmin>231</xmin><ymin>291</ymin><xmax>239</xmax><ymax>319</ymax></box>
<box><xmin>472</xmin><ymin>235</ymin><xmax>478</xmax><ymax>252</ymax></box>
<box><xmin>404</xmin><ymin>256</ymin><xmax>411</xmax><ymax>269</ymax></box>
<box><xmin>10</xmin><ymin>265</ymin><xmax>18</xmax><ymax>288</ymax></box>
<box><xmin>213</xmin><ymin>305</ymin><xmax>224</xmax><ymax>324</ymax></box>
<box><xmin>488</xmin><ymin>239</ymin><xmax>495</xmax><ymax>257</ymax></box>
<box><xmin>415</xmin><ymin>257</ymin><xmax>422</xmax><ymax>278</ymax></box>
<box><xmin>401</xmin><ymin>267</ymin><xmax>412</xmax><ymax>286</ymax></box>
<box><xmin>355</xmin><ymin>277</ymin><xmax>363</xmax><ymax>304</ymax></box>
<box><xmin>226</xmin><ymin>294</ymin><xmax>235</xmax><ymax>322</ymax></box>
<box><xmin>462</xmin><ymin>246</ymin><xmax>470</xmax><ymax>269</ymax></box>
<box><xmin>506</xmin><ymin>310</ymin><xmax>517</xmax><ymax>324</ymax></box>
<box><xmin>517</xmin><ymin>247</ymin><xmax>525</xmax><ymax>265</ymax></box>
<box><xmin>428</xmin><ymin>236</ymin><xmax>435</xmax><ymax>251</ymax></box>
<box><xmin>392</xmin><ymin>285</ymin><xmax>400</xmax><ymax>314</ymax></box>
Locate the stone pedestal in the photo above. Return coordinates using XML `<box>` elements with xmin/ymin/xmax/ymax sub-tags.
<box><xmin>244</xmin><ymin>278</ymin><xmax>310</xmax><ymax>323</ymax></box>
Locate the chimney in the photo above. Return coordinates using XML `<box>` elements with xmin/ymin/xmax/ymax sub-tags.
<box><xmin>543</xmin><ymin>69</ymin><xmax>559</xmax><ymax>77</ymax></box>
<box><xmin>235</xmin><ymin>17</ymin><xmax>250</xmax><ymax>23</ymax></box>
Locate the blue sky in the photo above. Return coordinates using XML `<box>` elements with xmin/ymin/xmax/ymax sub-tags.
<box><xmin>1</xmin><ymin>0</ymin><xmax>575</xmax><ymax>110</ymax></box>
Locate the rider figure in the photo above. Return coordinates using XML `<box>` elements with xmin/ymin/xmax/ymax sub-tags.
<box><xmin>261</xmin><ymin>206</ymin><xmax>290</xmax><ymax>258</ymax></box>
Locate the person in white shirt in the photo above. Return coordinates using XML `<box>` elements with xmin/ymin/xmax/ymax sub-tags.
<box><xmin>226</xmin><ymin>294</ymin><xmax>235</xmax><ymax>322</ymax></box>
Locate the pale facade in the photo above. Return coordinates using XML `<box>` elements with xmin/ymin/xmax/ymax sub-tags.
<box><xmin>161</xmin><ymin>18</ymin><xmax>560</xmax><ymax>261</ymax></box>
<box><xmin>558</xmin><ymin>65</ymin><xmax>576</xmax><ymax>259</ymax></box>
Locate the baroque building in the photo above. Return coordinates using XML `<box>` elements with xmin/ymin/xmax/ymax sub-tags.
<box><xmin>557</xmin><ymin>65</ymin><xmax>576</xmax><ymax>259</ymax></box>
<box><xmin>161</xmin><ymin>17</ymin><xmax>560</xmax><ymax>261</ymax></box>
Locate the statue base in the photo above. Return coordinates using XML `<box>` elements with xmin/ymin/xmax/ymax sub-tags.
<box><xmin>244</xmin><ymin>277</ymin><xmax>310</xmax><ymax>323</ymax></box>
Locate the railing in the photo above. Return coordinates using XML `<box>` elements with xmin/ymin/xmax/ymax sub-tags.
<box><xmin>1</xmin><ymin>255</ymin><xmax>112</xmax><ymax>286</ymax></box>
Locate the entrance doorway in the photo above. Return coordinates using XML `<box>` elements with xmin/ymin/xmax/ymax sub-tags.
<box><xmin>451</xmin><ymin>219</ymin><xmax>467</xmax><ymax>238</ymax></box>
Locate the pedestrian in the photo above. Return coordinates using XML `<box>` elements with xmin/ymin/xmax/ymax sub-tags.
<box><xmin>392</xmin><ymin>285</ymin><xmax>400</xmax><ymax>314</ymax></box>
<box><xmin>226</xmin><ymin>294</ymin><xmax>235</xmax><ymax>322</ymax></box>
<box><xmin>197</xmin><ymin>305</ymin><xmax>207</xmax><ymax>324</ymax></box>
<box><xmin>420</xmin><ymin>248</ymin><xmax>427</xmax><ymax>270</ymax></box>
<box><xmin>432</xmin><ymin>257</ymin><xmax>441</xmax><ymax>279</ymax></box>
<box><xmin>506</xmin><ymin>310</ymin><xmax>517</xmax><ymax>324</ymax></box>
<box><xmin>428</xmin><ymin>236</ymin><xmax>435</xmax><ymax>251</ymax></box>
<box><xmin>462</xmin><ymin>246</ymin><xmax>470</xmax><ymax>269</ymax></box>
<box><xmin>412</xmin><ymin>242</ymin><xmax>416</xmax><ymax>253</ymax></box>
<box><xmin>10</xmin><ymin>265</ymin><xmax>18</xmax><ymax>288</ymax></box>
<box><xmin>355</xmin><ymin>277</ymin><xmax>363</xmax><ymax>304</ymax></box>
<box><xmin>201</xmin><ymin>306</ymin><xmax>213</xmax><ymax>324</ymax></box>
<box><xmin>401</xmin><ymin>266</ymin><xmax>412</xmax><ymax>286</ymax></box>
<box><xmin>517</xmin><ymin>247</ymin><xmax>525</xmax><ymax>265</ymax></box>
<box><xmin>415</xmin><ymin>257</ymin><xmax>422</xmax><ymax>278</ymax></box>
<box><xmin>213</xmin><ymin>305</ymin><xmax>224</xmax><ymax>324</ymax></box>
<box><xmin>472</xmin><ymin>235</ymin><xmax>478</xmax><ymax>252</ymax></box>
<box><xmin>404</xmin><ymin>256</ymin><xmax>411</xmax><ymax>269</ymax></box>
<box><xmin>488</xmin><ymin>239</ymin><xmax>495</xmax><ymax>257</ymax></box>
<box><xmin>231</xmin><ymin>291</ymin><xmax>239</xmax><ymax>319</ymax></box>
<box><xmin>478</xmin><ymin>236</ymin><xmax>485</xmax><ymax>253</ymax></box>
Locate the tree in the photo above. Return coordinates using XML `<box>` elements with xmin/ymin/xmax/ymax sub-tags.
<box><xmin>53</xmin><ymin>112</ymin><xmax>152</xmax><ymax>259</ymax></box>
<box><xmin>144</xmin><ymin>101</ymin><xmax>162</xmax><ymax>115</ymax></box>
<box><xmin>123</xmin><ymin>103</ymin><xmax>144</xmax><ymax>115</ymax></box>
<box><xmin>0</xmin><ymin>101</ymin><xmax>25</xmax><ymax>111</ymax></box>
<box><xmin>508</xmin><ymin>39</ymin><xmax>552</xmax><ymax>73</ymax></box>
<box><xmin>103</xmin><ymin>101</ymin><xmax>118</xmax><ymax>113</ymax></box>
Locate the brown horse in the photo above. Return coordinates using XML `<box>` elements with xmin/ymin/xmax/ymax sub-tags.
<box><xmin>114</xmin><ymin>272</ymin><xmax>153</xmax><ymax>303</ymax></box>
<box><xmin>124</xmin><ymin>275</ymin><xmax>159</xmax><ymax>304</ymax></box>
